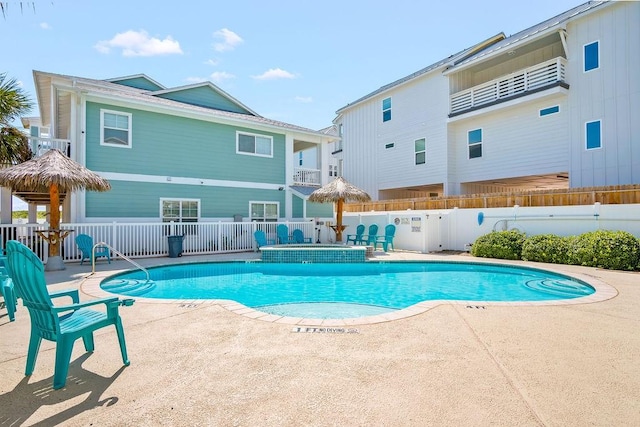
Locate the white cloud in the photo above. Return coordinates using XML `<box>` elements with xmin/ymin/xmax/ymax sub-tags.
<box><xmin>94</xmin><ymin>30</ymin><xmax>183</xmax><ymax>57</ymax></box>
<box><xmin>213</xmin><ymin>28</ymin><xmax>243</xmax><ymax>52</ymax></box>
<box><xmin>40</xmin><ymin>22</ymin><xmax>51</xmax><ymax>30</ymax></box>
<box><xmin>210</xmin><ymin>71</ymin><xmax>235</xmax><ymax>83</ymax></box>
<box><xmin>252</xmin><ymin>68</ymin><xmax>297</xmax><ymax>81</ymax></box>
<box><xmin>204</xmin><ymin>58</ymin><xmax>219</xmax><ymax>66</ymax></box>
<box><xmin>295</xmin><ymin>96</ymin><xmax>313</xmax><ymax>103</ymax></box>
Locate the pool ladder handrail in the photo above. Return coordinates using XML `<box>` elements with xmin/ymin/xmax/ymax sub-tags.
<box><xmin>92</xmin><ymin>241</ymin><xmax>150</xmax><ymax>282</ymax></box>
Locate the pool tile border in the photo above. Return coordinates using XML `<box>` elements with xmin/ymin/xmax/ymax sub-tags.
<box><xmin>80</xmin><ymin>260</ymin><xmax>618</xmax><ymax>326</ymax></box>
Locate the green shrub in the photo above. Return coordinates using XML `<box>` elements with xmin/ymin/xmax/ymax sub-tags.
<box><xmin>521</xmin><ymin>234</ymin><xmax>570</xmax><ymax>264</ymax></box>
<box><xmin>471</xmin><ymin>230</ymin><xmax>526</xmax><ymax>260</ymax></box>
<box><xmin>566</xmin><ymin>230</ymin><xmax>640</xmax><ymax>271</ymax></box>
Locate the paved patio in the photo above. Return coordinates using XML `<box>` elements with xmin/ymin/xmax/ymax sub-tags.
<box><xmin>1</xmin><ymin>250</ymin><xmax>638</xmax><ymax>426</ymax></box>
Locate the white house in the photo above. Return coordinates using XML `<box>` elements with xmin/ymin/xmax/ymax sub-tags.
<box><xmin>334</xmin><ymin>0</ymin><xmax>640</xmax><ymax>200</ymax></box>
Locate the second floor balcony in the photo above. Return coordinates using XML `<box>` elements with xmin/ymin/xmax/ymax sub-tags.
<box><xmin>293</xmin><ymin>167</ymin><xmax>321</xmax><ymax>186</ymax></box>
<box><xmin>28</xmin><ymin>136</ymin><xmax>72</xmax><ymax>158</ymax></box>
<box><xmin>450</xmin><ymin>57</ymin><xmax>568</xmax><ymax>117</ymax></box>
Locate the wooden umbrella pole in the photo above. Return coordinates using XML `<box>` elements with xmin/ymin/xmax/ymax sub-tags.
<box><xmin>49</xmin><ymin>183</ymin><xmax>60</xmax><ymax>257</ymax></box>
<box><xmin>336</xmin><ymin>198</ymin><xmax>344</xmax><ymax>242</ymax></box>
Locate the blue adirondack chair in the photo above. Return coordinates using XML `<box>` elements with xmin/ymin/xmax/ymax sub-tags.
<box><xmin>5</xmin><ymin>240</ymin><xmax>133</xmax><ymax>390</ymax></box>
<box><xmin>254</xmin><ymin>230</ymin><xmax>275</xmax><ymax>249</ymax></box>
<box><xmin>362</xmin><ymin>224</ymin><xmax>379</xmax><ymax>246</ymax></box>
<box><xmin>76</xmin><ymin>234</ymin><xmax>111</xmax><ymax>265</ymax></box>
<box><xmin>345</xmin><ymin>224</ymin><xmax>366</xmax><ymax>245</ymax></box>
<box><xmin>276</xmin><ymin>224</ymin><xmax>296</xmax><ymax>244</ymax></box>
<box><xmin>374</xmin><ymin>224</ymin><xmax>396</xmax><ymax>252</ymax></box>
<box><xmin>292</xmin><ymin>229</ymin><xmax>312</xmax><ymax>244</ymax></box>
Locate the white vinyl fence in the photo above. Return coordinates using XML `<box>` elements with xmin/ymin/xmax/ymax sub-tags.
<box><xmin>0</xmin><ymin>221</ymin><xmax>315</xmax><ymax>263</ymax></box>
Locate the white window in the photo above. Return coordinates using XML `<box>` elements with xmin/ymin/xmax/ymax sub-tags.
<box><xmin>382</xmin><ymin>97</ymin><xmax>391</xmax><ymax>122</ymax></box>
<box><xmin>100</xmin><ymin>109</ymin><xmax>132</xmax><ymax>148</ymax></box>
<box><xmin>468</xmin><ymin>129</ymin><xmax>482</xmax><ymax>159</ymax></box>
<box><xmin>414</xmin><ymin>138</ymin><xmax>425</xmax><ymax>165</ymax></box>
<box><xmin>250</xmin><ymin>201</ymin><xmax>279</xmax><ymax>222</ymax></box>
<box><xmin>161</xmin><ymin>198</ymin><xmax>200</xmax><ymax>235</ymax></box>
<box><xmin>237</xmin><ymin>131</ymin><xmax>273</xmax><ymax>157</ymax></box>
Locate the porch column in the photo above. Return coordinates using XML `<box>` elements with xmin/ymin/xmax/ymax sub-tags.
<box><xmin>28</xmin><ymin>203</ymin><xmax>38</xmax><ymax>223</ymax></box>
<box><xmin>285</xmin><ymin>135</ymin><xmax>294</xmax><ymax>219</ymax></box>
<box><xmin>0</xmin><ymin>188</ymin><xmax>12</xmax><ymax>224</ymax></box>
<box><xmin>319</xmin><ymin>142</ymin><xmax>329</xmax><ymax>185</ymax></box>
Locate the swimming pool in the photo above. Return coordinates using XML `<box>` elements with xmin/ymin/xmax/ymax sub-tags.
<box><xmin>100</xmin><ymin>261</ymin><xmax>595</xmax><ymax>319</ymax></box>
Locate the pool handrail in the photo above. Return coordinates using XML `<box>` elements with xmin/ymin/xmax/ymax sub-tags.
<box><xmin>92</xmin><ymin>241</ymin><xmax>150</xmax><ymax>282</ymax></box>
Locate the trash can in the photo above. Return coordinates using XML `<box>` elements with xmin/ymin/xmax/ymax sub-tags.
<box><xmin>167</xmin><ymin>235</ymin><xmax>184</xmax><ymax>258</ymax></box>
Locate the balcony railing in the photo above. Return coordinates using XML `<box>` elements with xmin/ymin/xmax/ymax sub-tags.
<box><xmin>450</xmin><ymin>57</ymin><xmax>567</xmax><ymax>116</ymax></box>
<box><xmin>28</xmin><ymin>136</ymin><xmax>72</xmax><ymax>158</ymax></box>
<box><xmin>293</xmin><ymin>167</ymin><xmax>321</xmax><ymax>185</ymax></box>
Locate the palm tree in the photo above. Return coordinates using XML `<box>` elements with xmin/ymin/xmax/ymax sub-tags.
<box><xmin>0</xmin><ymin>72</ymin><xmax>33</xmax><ymax>164</ymax></box>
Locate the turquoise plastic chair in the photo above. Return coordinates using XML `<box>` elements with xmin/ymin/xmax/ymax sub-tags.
<box><xmin>363</xmin><ymin>224</ymin><xmax>379</xmax><ymax>246</ymax></box>
<box><xmin>254</xmin><ymin>230</ymin><xmax>275</xmax><ymax>249</ymax></box>
<box><xmin>292</xmin><ymin>229</ymin><xmax>312</xmax><ymax>244</ymax></box>
<box><xmin>1</xmin><ymin>267</ymin><xmax>17</xmax><ymax>322</ymax></box>
<box><xmin>374</xmin><ymin>224</ymin><xmax>396</xmax><ymax>252</ymax></box>
<box><xmin>76</xmin><ymin>234</ymin><xmax>111</xmax><ymax>265</ymax></box>
<box><xmin>345</xmin><ymin>224</ymin><xmax>366</xmax><ymax>245</ymax></box>
<box><xmin>276</xmin><ymin>224</ymin><xmax>296</xmax><ymax>244</ymax></box>
<box><xmin>5</xmin><ymin>240</ymin><xmax>133</xmax><ymax>390</ymax></box>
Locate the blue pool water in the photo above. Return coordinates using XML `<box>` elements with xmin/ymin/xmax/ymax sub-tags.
<box><xmin>100</xmin><ymin>262</ymin><xmax>595</xmax><ymax>319</ymax></box>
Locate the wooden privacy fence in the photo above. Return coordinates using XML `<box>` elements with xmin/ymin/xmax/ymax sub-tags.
<box><xmin>345</xmin><ymin>185</ymin><xmax>640</xmax><ymax>212</ymax></box>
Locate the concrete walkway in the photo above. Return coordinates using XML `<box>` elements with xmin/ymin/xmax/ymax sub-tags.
<box><xmin>0</xmin><ymin>251</ymin><xmax>638</xmax><ymax>426</ymax></box>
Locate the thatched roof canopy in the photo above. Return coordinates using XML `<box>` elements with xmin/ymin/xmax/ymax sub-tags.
<box><xmin>0</xmin><ymin>149</ymin><xmax>111</xmax><ymax>193</ymax></box>
<box><xmin>308</xmin><ymin>177</ymin><xmax>371</xmax><ymax>203</ymax></box>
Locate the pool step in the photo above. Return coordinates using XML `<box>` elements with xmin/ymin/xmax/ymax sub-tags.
<box><xmin>102</xmin><ymin>279</ymin><xmax>156</xmax><ymax>296</ymax></box>
<box><xmin>524</xmin><ymin>278</ymin><xmax>592</xmax><ymax>297</ymax></box>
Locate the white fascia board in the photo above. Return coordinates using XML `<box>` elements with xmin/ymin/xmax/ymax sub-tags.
<box><xmin>97</xmin><ymin>171</ymin><xmax>283</xmax><ymax>190</ymax></box>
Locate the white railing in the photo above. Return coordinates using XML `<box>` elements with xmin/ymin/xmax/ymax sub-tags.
<box><xmin>450</xmin><ymin>57</ymin><xmax>567</xmax><ymax>115</ymax></box>
<box><xmin>293</xmin><ymin>167</ymin><xmax>321</xmax><ymax>185</ymax></box>
<box><xmin>27</xmin><ymin>136</ymin><xmax>72</xmax><ymax>157</ymax></box>
<box><xmin>0</xmin><ymin>221</ymin><xmax>316</xmax><ymax>263</ymax></box>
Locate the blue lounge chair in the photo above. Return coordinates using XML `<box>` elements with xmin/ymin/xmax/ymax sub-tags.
<box><xmin>362</xmin><ymin>224</ymin><xmax>379</xmax><ymax>246</ymax></box>
<box><xmin>345</xmin><ymin>224</ymin><xmax>365</xmax><ymax>245</ymax></box>
<box><xmin>276</xmin><ymin>224</ymin><xmax>296</xmax><ymax>244</ymax></box>
<box><xmin>375</xmin><ymin>224</ymin><xmax>396</xmax><ymax>252</ymax></box>
<box><xmin>254</xmin><ymin>230</ymin><xmax>275</xmax><ymax>249</ymax></box>
<box><xmin>76</xmin><ymin>234</ymin><xmax>111</xmax><ymax>265</ymax></box>
<box><xmin>292</xmin><ymin>229</ymin><xmax>312</xmax><ymax>244</ymax></box>
<box><xmin>5</xmin><ymin>240</ymin><xmax>133</xmax><ymax>389</ymax></box>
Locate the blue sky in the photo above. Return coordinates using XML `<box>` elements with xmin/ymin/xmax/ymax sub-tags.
<box><xmin>2</xmin><ymin>0</ymin><xmax>587</xmax><ymax>133</ymax></box>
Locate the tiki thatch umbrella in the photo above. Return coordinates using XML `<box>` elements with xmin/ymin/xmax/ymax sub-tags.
<box><xmin>308</xmin><ymin>176</ymin><xmax>371</xmax><ymax>242</ymax></box>
<box><xmin>0</xmin><ymin>149</ymin><xmax>111</xmax><ymax>270</ymax></box>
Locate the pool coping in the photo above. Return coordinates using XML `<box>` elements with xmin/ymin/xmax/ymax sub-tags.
<box><xmin>80</xmin><ymin>258</ymin><xmax>618</xmax><ymax>326</ymax></box>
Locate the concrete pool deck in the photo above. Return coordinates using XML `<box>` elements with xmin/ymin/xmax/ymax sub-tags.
<box><xmin>1</xmin><ymin>250</ymin><xmax>638</xmax><ymax>426</ymax></box>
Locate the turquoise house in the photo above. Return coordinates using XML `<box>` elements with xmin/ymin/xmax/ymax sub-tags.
<box><xmin>16</xmin><ymin>71</ymin><xmax>335</xmax><ymax>225</ymax></box>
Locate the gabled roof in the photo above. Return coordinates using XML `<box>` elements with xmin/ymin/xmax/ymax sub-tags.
<box><xmin>105</xmin><ymin>74</ymin><xmax>166</xmax><ymax>91</ymax></box>
<box><xmin>32</xmin><ymin>70</ymin><xmax>327</xmax><ymax>138</ymax></box>
<box><xmin>149</xmin><ymin>81</ymin><xmax>259</xmax><ymax>116</ymax></box>
<box><xmin>335</xmin><ymin>32</ymin><xmax>505</xmax><ymax>114</ymax></box>
<box><xmin>446</xmin><ymin>1</ymin><xmax>609</xmax><ymax>73</ymax></box>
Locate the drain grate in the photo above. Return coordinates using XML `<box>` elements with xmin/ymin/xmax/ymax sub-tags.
<box><xmin>466</xmin><ymin>305</ymin><xmax>486</xmax><ymax>309</ymax></box>
<box><xmin>292</xmin><ymin>327</ymin><xmax>359</xmax><ymax>334</ymax></box>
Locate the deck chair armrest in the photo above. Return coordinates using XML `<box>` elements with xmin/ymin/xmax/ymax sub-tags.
<box><xmin>52</xmin><ymin>296</ymin><xmax>121</xmax><ymax>313</ymax></box>
<box><xmin>49</xmin><ymin>289</ymin><xmax>80</xmax><ymax>304</ymax></box>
